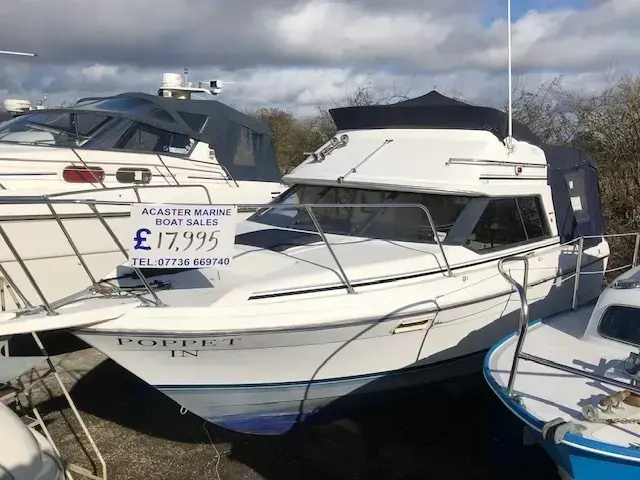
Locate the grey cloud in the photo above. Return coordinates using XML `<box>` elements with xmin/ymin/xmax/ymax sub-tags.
<box><xmin>0</xmin><ymin>0</ymin><xmax>482</xmax><ymax>71</ymax></box>
<box><xmin>0</xmin><ymin>0</ymin><xmax>638</xmax><ymax>114</ymax></box>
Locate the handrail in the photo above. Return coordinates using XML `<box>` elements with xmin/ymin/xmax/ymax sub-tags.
<box><xmin>0</xmin><ymin>197</ymin><xmax>452</xmax><ymax>314</ymax></box>
<box><xmin>570</xmin><ymin>232</ymin><xmax>640</xmax><ymax>310</ymax></box>
<box><xmin>225</xmin><ymin>201</ymin><xmax>453</xmax><ymax>278</ymax></box>
<box><xmin>47</xmin><ymin>183</ymin><xmax>214</xmax><ymax>205</ymax></box>
<box><xmin>497</xmin><ymin>256</ymin><xmax>530</xmax><ymax>397</ymax></box>
<box><xmin>446</xmin><ymin>157</ymin><xmax>547</xmax><ymax>168</ymax></box>
<box><xmin>497</xmin><ymin>243</ymin><xmax>640</xmax><ymax>402</ymax></box>
<box><xmin>2</xmin><ymin>194</ymin><xmax>636</xmax><ymax>317</ymax></box>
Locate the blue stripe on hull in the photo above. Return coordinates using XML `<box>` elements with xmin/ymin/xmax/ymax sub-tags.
<box><xmin>483</xmin><ymin>323</ymin><xmax>640</xmax><ymax>479</ymax></box>
<box><xmin>208</xmin><ymin>412</ymin><xmax>303</xmax><ymax>435</ymax></box>
<box><xmin>535</xmin><ymin>431</ymin><xmax>640</xmax><ymax>479</ymax></box>
<box><xmin>156</xmin><ymin>351</ymin><xmax>487</xmax><ymax>435</ymax></box>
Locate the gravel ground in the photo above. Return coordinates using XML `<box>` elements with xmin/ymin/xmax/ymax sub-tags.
<box><xmin>9</xmin><ymin>347</ymin><xmax>560</xmax><ymax>480</ymax></box>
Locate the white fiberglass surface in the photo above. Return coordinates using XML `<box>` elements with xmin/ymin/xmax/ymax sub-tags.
<box><xmin>0</xmin><ymin>296</ymin><xmax>141</xmax><ymax>336</ymax></box>
<box><xmin>488</xmin><ymin>306</ymin><xmax>640</xmax><ymax>449</ymax></box>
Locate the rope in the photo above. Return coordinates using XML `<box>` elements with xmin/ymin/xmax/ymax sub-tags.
<box><xmin>202</xmin><ymin>421</ymin><xmax>222</xmax><ymax>480</ymax></box>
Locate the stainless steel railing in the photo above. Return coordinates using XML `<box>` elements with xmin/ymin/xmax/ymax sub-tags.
<box><xmin>47</xmin><ymin>183</ymin><xmax>214</xmax><ymax>205</ymax></box>
<box><xmin>497</xmin><ymin>243</ymin><xmax>640</xmax><ymax>400</ymax></box>
<box><xmin>0</xmin><ymin>196</ymin><xmax>451</xmax><ymax>315</ymax></box>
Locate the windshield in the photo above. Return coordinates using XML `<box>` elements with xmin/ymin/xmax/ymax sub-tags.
<box><xmin>0</xmin><ymin>111</ymin><xmax>115</xmax><ymax>147</ymax></box>
<box><xmin>248</xmin><ymin>184</ymin><xmax>472</xmax><ymax>244</ymax></box>
<box><xmin>73</xmin><ymin>97</ymin><xmax>176</xmax><ymax>124</ymax></box>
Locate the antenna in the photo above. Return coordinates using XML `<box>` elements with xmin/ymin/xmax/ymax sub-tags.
<box><xmin>506</xmin><ymin>0</ymin><xmax>514</xmax><ymax>152</ymax></box>
<box><xmin>0</xmin><ymin>50</ymin><xmax>37</xmax><ymax>57</ymax></box>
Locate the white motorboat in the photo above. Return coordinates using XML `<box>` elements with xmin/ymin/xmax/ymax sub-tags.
<box><xmin>485</xmin><ymin>259</ymin><xmax>640</xmax><ymax>479</ymax></box>
<box><xmin>0</xmin><ymin>91</ymin><xmax>614</xmax><ymax>435</ymax></box>
<box><xmin>0</xmin><ymin>73</ymin><xmax>286</xmax><ymax>308</ymax></box>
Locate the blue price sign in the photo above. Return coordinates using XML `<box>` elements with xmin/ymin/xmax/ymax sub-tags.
<box><xmin>129</xmin><ymin>204</ymin><xmax>238</xmax><ymax>268</ymax></box>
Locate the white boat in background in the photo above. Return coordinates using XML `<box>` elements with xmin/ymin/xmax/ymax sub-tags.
<box><xmin>485</xmin><ymin>259</ymin><xmax>640</xmax><ymax>479</ymax></box>
<box><xmin>0</xmin><ymin>399</ymin><xmax>64</xmax><ymax>480</ymax></box>
<box><xmin>0</xmin><ymin>73</ymin><xmax>285</xmax><ymax>307</ymax></box>
<box><xmin>0</xmin><ymin>98</ymin><xmax>46</xmax><ymax>124</ymax></box>
<box><xmin>0</xmin><ymin>91</ymin><xmax>615</xmax><ymax>435</ymax></box>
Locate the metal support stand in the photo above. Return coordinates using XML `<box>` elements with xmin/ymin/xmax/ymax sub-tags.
<box><xmin>6</xmin><ymin>332</ymin><xmax>107</xmax><ymax>480</ymax></box>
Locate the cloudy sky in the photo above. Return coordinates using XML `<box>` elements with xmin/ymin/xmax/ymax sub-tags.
<box><xmin>0</xmin><ymin>0</ymin><xmax>638</xmax><ymax>116</ymax></box>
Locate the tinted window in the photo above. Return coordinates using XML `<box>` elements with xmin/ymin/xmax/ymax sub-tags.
<box><xmin>177</xmin><ymin>111</ymin><xmax>208</xmax><ymax>132</ymax></box>
<box><xmin>234</xmin><ymin>126</ymin><xmax>256</xmax><ymax>166</ymax></box>
<box><xmin>72</xmin><ymin>97</ymin><xmax>176</xmax><ymax>124</ymax></box>
<box><xmin>249</xmin><ymin>184</ymin><xmax>471</xmax><ymax>244</ymax></box>
<box><xmin>466</xmin><ymin>196</ymin><xmax>549</xmax><ymax>252</ymax></box>
<box><xmin>518</xmin><ymin>196</ymin><xmax>547</xmax><ymax>239</ymax></box>
<box><xmin>565</xmin><ymin>170</ymin><xmax>590</xmax><ymax>224</ymax></box>
<box><xmin>598</xmin><ymin>306</ymin><xmax>640</xmax><ymax>347</ymax></box>
<box><xmin>0</xmin><ymin>111</ymin><xmax>115</xmax><ymax>147</ymax></box>
<box><xmin>116</xmin><ymin>167</ymin><xmax>152</xmax><ymax>184</ymax></box>
<box><xmin>73</xmin><ymin>113</ymin><xmax>112</xmax><ymax>136</ymax></box>
<box><xmin>114</xmin><ymin>122</ymin><xmax>193</xmax><ymax>154</ymax></box>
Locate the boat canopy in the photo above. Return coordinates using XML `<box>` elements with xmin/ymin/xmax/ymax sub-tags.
<box><xmin>70</xmin><ymin>92</ymin><xmax>282</xmax><ymax>182</ymax></box>
<box><xmin>328</xmin><ymin>90</ymin><xmax>542</xmax><ymax>145</ymax></box>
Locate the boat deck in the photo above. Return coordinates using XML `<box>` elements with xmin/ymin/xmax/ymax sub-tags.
<box><xmin>486</xmin><ymin>306</ymin><xmax>640</xmax><ymax>450</ymax></box>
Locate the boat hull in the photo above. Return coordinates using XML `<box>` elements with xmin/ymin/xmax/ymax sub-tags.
<box><xmin>484</xmin><ymin>325</ymin><xmax>640</xmax><ymax>480</ymax></box>
<box><xmin>156</xmin><ymin>350</ymin><xmax>486</xmax><ymax>435</ymax></box>
<box><xmin>74</xmin><ymin>258</ymin><xmax>607</xmax><ymax>435</ymax></box>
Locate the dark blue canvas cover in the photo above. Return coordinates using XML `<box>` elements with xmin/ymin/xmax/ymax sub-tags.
<box><xmin>543</xmin><ymin>145</ymin><xmax>604</xmax><ymax>244</ymax></box>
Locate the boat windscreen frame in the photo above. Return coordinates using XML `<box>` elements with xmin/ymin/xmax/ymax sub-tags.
<box><xmin>247</xmin><ymin>183</ymin><xmax>555</xmax><ymax>251</ymax></box>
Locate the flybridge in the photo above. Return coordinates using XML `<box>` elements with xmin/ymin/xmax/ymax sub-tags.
<box><xmin>327</xmin><ymin>90</ymin><xmax>542</xmax><ymax>146</ymax></box>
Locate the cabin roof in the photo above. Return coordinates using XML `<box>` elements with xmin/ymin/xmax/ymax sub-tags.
<box><xmin>329</xmin><ymin>90</ymin><xmax>542</xmax><ymax>146</ymax></box>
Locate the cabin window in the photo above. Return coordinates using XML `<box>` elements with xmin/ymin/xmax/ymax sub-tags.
<box><xmin>234</xmin><ymin>126</ymin><xmax>256</xmax><ymax>166</ymax></box>
<box><xmin>116</xmin><ymin>167</ymin><xmax>152</xmax><ymax>184</ymax></box>
<box><xmin>565</xmin><ymin>170</ymin><xmax>590</xmax><ymax>224</ymax></box>
<box><xmin>597</xmin><ymin>305</ymin><xmax>640</xmax><ymax>347</ymax></box>
<box><xmin>62</xmin><ymin>165</ymin><xmax>105</xmax><ymax>183</ymax></box>
<box><xmin>72</xmin><ymin>113</ymin><xmax>113</xmax><ymax>137</ymax></box>
<box><xmin>248</xmin><ymin>184</ymin><xmax>471</xmax><ymax>244</ymax></box>
<box><xmin>0</xmin><ymin>111</ymin><xmax>115</xmax><ymax>147</ymax></box>
<box><xmin>465</xmin><ymin>196</ymin><xmax>550</xmax><ymax>252</ymax></box>
<box><xmin>73</xmin><ymin>97</ymin><xmax>176</xmax><ymax>124</ymax></box>
<box><xmin>177</xmin><ymin>111</ymin><xmax>208</xmax><ymax>132</ymax></box>
<box><xmin>113</xmin><ymin>122</ymin><xmax>194</xmax><ymax>154</ymax></box>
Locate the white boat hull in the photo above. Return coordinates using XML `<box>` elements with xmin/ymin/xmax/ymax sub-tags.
<box><xmin>74</xmin><ymin>248</ymin><xmax>607</xmax><ymax>435</ymax></box>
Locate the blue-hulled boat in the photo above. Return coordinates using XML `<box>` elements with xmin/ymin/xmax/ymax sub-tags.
<box><xmin>485</xmin><ymin>257</ymin><xmax>640</xmax><ymax>479</ymax></box>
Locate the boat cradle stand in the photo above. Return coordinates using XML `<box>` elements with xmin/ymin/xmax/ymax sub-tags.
<box><xmin>2</xmin><ymin>331</ymin><xmax>107</xmax><ymax>480</ymax></box>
